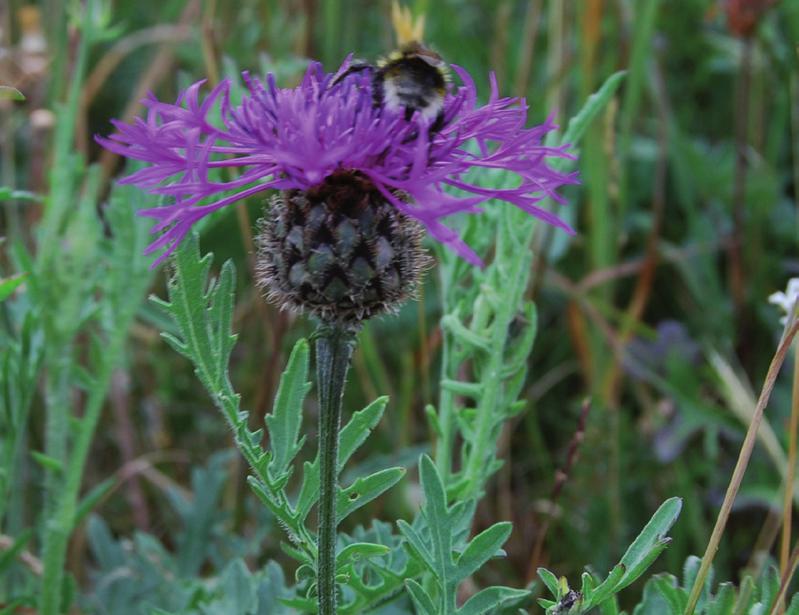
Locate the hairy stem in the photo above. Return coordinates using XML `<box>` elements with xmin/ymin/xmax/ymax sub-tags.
<box><xmin>315</xmin><ymin>324</ymin><xmax>356</xmax><ymax>615</ymax></box>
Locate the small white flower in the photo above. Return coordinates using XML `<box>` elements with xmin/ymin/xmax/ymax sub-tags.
<box><xmin>769</xmin><ymin>278</ymin><xmax>799</xmax><ymax>325</ymax></box>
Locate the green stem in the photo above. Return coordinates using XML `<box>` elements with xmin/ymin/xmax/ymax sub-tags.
<box><xmin>315</xmin><ymin>324</ymin><xmax>356</xmax><ymax>615</ymax></box>
<box><xmin>40</xmin><ymin>332</ymin><xmax>126</xmax><ymax>615</ymax></box>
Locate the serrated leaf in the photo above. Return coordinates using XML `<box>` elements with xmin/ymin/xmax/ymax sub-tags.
<box><xmin>406</xmin><ymin>579</ymin><xmax>437</xmax><ymax>614</ymax></box>
<box><xmin>296</xmin><ymin>396</ymin><xmax>389</xmax><ymax>521</ymax></box>
<box><xmin>418</xmin><ymin>455</ymin><xmax>455</xmax><ymax>581</ymax></box>
<box><xmin>455</xmin><ymin>522</ymin><xmax>511</xmax><ymax>582</ymax></box>
<box><xmin>265</xmin><ymin>339</ymin><xmax>311</xmax><ymax>477</ymax></box>
<box><xmin>336</xmin><ymin>467</ymin><xmax>405</xmax><ymax>522</ymax></box>
<box><xmin>161</xmin><ymin>234</ymin><xmax>233</xmax><ymax>392</ymax></box>
<box><xmin>217</xmin><ymin>559</ymin><xmax>257</xmax><ymax>613</ymax></box>
<box><xmin>457</xmin><ymin>586</ymin><xmax>530</xmax><ymax>615</ymax></box>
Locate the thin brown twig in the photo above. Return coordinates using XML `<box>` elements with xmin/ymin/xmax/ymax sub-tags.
<box><xmin>684</xmin><ymin>319</ymin><xmax>799</xmax><ymax>615</ymax></box>
<box><xmin>769</xmin><ymin>538</ymin><xmax>799</xmax><ymax>615</ymax></box>
<box><xmin>780</xmin><ymin>340</ymin><xmax>799</xmax><ymax>612</ymax></box>
<box><xmin>81</xmin><ymin>24</ymin><xmax>192</xmax><ymax>108</ymax></box>
<box><xmin>525</xmin><ymin>398</ymin><xmax>591</xmax><ymax>583</ymax></box>
<box><xmin>575</xmin><ymin>234</ymin><xmax>734</xmax><ymax>293</ymax></box>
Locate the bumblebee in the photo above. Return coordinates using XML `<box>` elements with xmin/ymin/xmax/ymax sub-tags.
<box><xmin>373</xmin><ymin>42</ymin><xmax>448</xmax><ymax>121</ymax></box>
<box><xmin>334</xmin><ymin>3</ymin><xmax>448</xmax><ymax>123</ymax></box>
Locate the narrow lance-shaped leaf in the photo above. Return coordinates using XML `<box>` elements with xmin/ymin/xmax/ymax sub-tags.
<box><xmin>457</xmin><ymin>586</ymin><xmax>530</xmax><ymax>615</ymax></box>
<box><xmin>455</xmin><ymin>521</ymin><xmax>512</xmax><ymax>582</ymax></box>
<box><xmin>554</xmin><ymin>70</ymin><xmax>627</xmax><ymax>163</ymax></box>
<box><xmin>405</xmin><ymin>579</ymin><xmax>437</xmax><ymax>615</ymax></box>
<box><xmin>616</xmin><ymin>497</ymin><xmax>682</xmax><ymax>591</ymax></box>
<box><xmin>265</xmin><ymin>339</ymin><xmax>311</xmax><ymax>478</ymax></box>
<box><xmin>336</xmin><ymin>467</ymin><xmax>406</xmax><ymax>523</ymax></box>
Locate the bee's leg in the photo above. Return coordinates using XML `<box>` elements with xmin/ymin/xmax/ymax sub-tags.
<box><xmin>429</xmin><ymin>109</ymin><xmax>446</xmax><ymax>135</ymax></box>
<box><xmin>331</xmin><ymin>62</ymin><xmax>374</xmax><ymax>87</ymax></box>
<box><xmin>371</xmin><ymin>71</ymin><xmax>385</xmax><ymax>109</ymax></box>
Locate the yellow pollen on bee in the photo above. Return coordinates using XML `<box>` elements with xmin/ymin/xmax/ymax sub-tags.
<box><xmin>391</xmin><ymin>1</ymin><xmax>425</xmax><ymax>45</ymax></box>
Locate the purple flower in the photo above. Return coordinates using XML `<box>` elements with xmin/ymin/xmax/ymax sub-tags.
<box><xmin>98</xmin><ymin>58</ymin><xmax>577</xmax><ymax>267</ymax></box>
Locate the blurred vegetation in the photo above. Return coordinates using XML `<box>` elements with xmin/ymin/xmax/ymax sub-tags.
<box><xmin>1</xmin><ymin>0</ymin><xmax>798</xmax><ymax>612</ymax></box>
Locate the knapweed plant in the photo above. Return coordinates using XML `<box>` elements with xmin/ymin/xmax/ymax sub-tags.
<box><xmin>98</xmin><ymin>45</ymin><xmax>579</xmax><ymax>611</ymax></box>
<box><xmin>90</xmin><ymin>15</ymin><xmax>696</xmax><ymax>607</ymax></box>
<box><xmin>7</xmin><ymin>1</ymin><xmax>799</xmax><ymax>614</ymax></box>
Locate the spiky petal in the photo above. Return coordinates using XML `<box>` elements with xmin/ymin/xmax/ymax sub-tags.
<box><xmin>98</xmin><ymin>58</ymin><xmax>577</xmax><ymax>267</ymax></box>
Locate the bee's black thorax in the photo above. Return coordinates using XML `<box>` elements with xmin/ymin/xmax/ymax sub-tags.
<box><xmin>375</xmin><ymin>55</ymin><xmax>446</xmax><ymax>115</ymax></box>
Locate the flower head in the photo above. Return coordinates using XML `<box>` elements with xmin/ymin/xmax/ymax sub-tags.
<box><xmin>769</xmin><ymin>278</ymin><xmax>799</xmax><ymax>326</ymax></box>
<box><xmin>98</xmin><ymin>57</ymin><xmax>577</xmax><ymax>268</ymax></box>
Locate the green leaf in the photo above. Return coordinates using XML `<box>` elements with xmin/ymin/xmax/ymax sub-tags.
<box><xmin>296</xmin><ymin>396</ymin><xmax>389</xmax><ymax>521</ymax></box>
<box><xmin>336</xmin><ymin>467</ymin><xmax>405</xmax><ymax>522</ymax></box>
<box><xmin>441</xmin><ymin>314</ymin><xmax>490</xmax><ymax>352</ymax></box>
<box><xmin>217</xmin><ymin>559</ymin><xmax>257</xmax><ymax>614</ymax></box>
<box><xmin>651</xmin><ymin>576</ymin><xmax>684</xmax><ymax>614</ymax></box>
<box><xmin>455</xmin><ymin>521</ymin><xmax>512</xmax><ymax>581</ymax></box>
<box><xmin>73</xmin><ymin>477</ymin><xmax>115</xmax><ymax>528</ymax></box>
<box><xmin>457</xmin><ymin>586</ymin><xmax>530</xmax><ymax>615</ymax></box>
<box><xmin>616</xmin><ymin>497</ymin><xmax>682</xmax><ymax>591</ymax></box>
<box><xmin>0</xmin><ymin>86</ymin><xmax>24</xmax><ymax>101</ymax></box>
<box><xmin>265</xmin><ymin>339</ymin><xmax>311</xmax><ymax>478</ymax></box>
<box><xmin>558</xmin><ymin>71</ymin><xmax>627</xmax><ymax>158</ymax></box>
<box><xmin>418</xmin><ymin>454</ymin><xmax>455</xmax><ymax>583</ymax></box>
<box><xmin>405</xmin><ymin>579</ymin><xmax>437</xmax><ymax>614</ymax></box>
<box><xmin>0</xmin><ymin>273</ymin><xmax>27</xmax><ymax>302</ymax></box>
<box><xmin>707</xmin><ymin>582</ymin><xmax>734</xmax><ymax>615</ymax></box>
<box><xmin>538</xmin><ymin>567</ymin><xmax>561</xmax><ymax>599</ymax></box>
<box><xmin>0</xmin><ymin>186</ymin><xmax>42</xmax><ymax>203</ymax></box>
<box><xmin>30</xmin><ymin>451</ymin><xmax>62</xmax><ymax>474</ymax></box>
<box><xmin>590</xmin><ymin>564</ymin><xmax>627</xmax><ymax>606</ymax></box>
<box><xmin>337</xmin><ymin>396</ymin><xmax>389</xmax><ymax>472</ymax></box>
<box><xmin>441</xmin><ymin>379</ymin><xmax>483</xmax><ymax>397</ymax></box>
<box><xmin>335</xmin><ymin>542</ymin><xmax>390</xmax><ymax>568</ymax></box>
<box><xmin>159</xmin><ymin>234</ymin><xmax>237</xmax><ymax>396</ymax></box>
<box><xmin>397</xmin><ymin>519</ymin><xmax>434</xmax><ymax>563</ymax></box>
<box><xmin>580</xmin><ymin>571</ymin><xmax>596</xmax><ymax>603</ymax></box>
